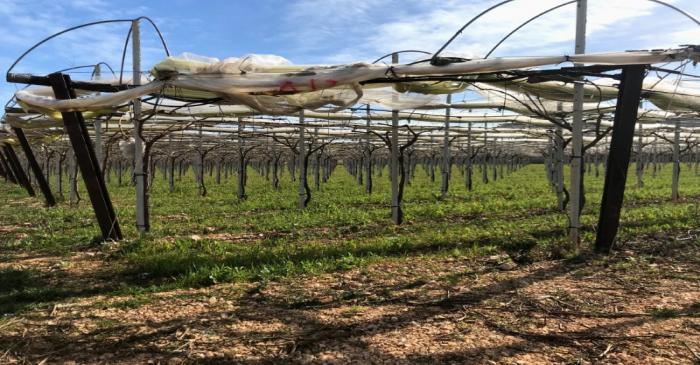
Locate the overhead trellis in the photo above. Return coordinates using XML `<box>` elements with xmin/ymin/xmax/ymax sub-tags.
<box><xmin>3</xmin><ymin>2</ymin><xmax>700</xmax><ymax>252</ymax></box>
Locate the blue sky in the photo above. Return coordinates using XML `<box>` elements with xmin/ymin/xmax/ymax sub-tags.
<box><xmin>1</xmin><ymin>0</ymin><xmax>700</xmax><ymax>103</ymax></box>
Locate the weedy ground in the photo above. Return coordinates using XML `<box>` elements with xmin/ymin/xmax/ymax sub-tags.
<box><xmin>0</xmin><ymin>163</ymin><xmax>698</xmax><ymax>364</ymax></box>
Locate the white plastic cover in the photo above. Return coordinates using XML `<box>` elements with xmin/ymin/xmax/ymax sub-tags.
<box><xmin>119</xmin><ymin>137</ymin><xmax>144</xmax><ymax>160</ymax></box>
<box><xmin>11</xmin><ymin>48</ymin><xmax>700</xmax><ymax>117</ymax></box>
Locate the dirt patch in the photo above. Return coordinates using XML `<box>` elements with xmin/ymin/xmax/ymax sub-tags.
<box><xmin>0</xmin><ymin>235</ymin><xmax>698</xmax><ymax>364</ymax></box>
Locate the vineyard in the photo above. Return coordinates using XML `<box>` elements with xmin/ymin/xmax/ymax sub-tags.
<box><xmin>1</xmin><ymin>0</ymin><xmax>700</xmax><ymax>363</ymax></box>
<box><xmin>1</xmin><ymin>164</ymin><xmax>699</xmax><ymax>363</ymax></box>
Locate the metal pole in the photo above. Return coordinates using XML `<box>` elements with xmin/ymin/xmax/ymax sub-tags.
<box><xmin>68</xmin><ymin>150</ymin><xmax>79</xmax><ymax>204</ymax></box>
<box><xmin>466</xmin><ymin>121</ymin><xmax>472</xmax><ymax>191</ymax></box>
<box><xmin>390</xmin><ymin>52</ymin><xmax>401</xmax><ymax>224</ymax></box>
<box><xmin>365</xmin><ymin>104</ymin><xmax>372</xmax><ymax>194</ymax></box>
<box><xmin>94</xmin><ymin>63</ymin><xmax>103</xmax><ymax>171</ymax></box>
<box><xmin>482</xmin><ymin>121</ymin><xmax>488</xmax><ymax>184</ymax></box>
<box><xmin>636</xmin><ymin>123</ymin><xmax>644</xmax><ymax>188</ymax></box>
<box><xmin>196</xmin><ymin>123</ymin><xmax>204</xmax><ymax>195</ymax></box>
<box><xmin>132</xmin><ymin>19</ymin><xmax>147</xmax><ymax>232</ymax></box>
<box><xmin>298</xmin><ymin>109</ymin><xmax>307</xmax><ymax>209</ymax></box>
<box><xmin>441</xmin><ymin>93</ymin><xmax>451</xmax><ymax>198</ymax></box>
<box><xmin>237</xmin><ymin>117</ymin><xmax>246</xmax><ymax>200</ymax></box>
<box><xmin>554</xmin><ymin>102</ymin><xmax>565</xmax><ymax>209</ymax></box>
<box><xmin>314</xmin><ymin>127</ymin><xmax>321</xmax><ymax>190</ymax></box>
<box><xmin>555</xmin><ymin>126</ymin><xmax>565</xmax><ymax>210</ymax></box>
<box><xmin>569</xmin><ymin>0</ymin><xmax>587</xmax><ymax>245</ymax></box>
<box><xmin>672</xmin><ymin>119</ymin><xmax>681</xmax><ymax>200</ymax></box>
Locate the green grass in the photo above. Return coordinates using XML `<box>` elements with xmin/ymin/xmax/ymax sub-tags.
<box><xmin>1</xmin><ymin>161</ymin><xmax>699</xmax><ymax>312</ymax></box>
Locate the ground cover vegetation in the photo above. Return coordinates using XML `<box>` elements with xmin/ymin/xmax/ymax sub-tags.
<box><xmin>0</xmin><ymin>163</ymin><xmax>698</xmax><ymax>363</ymax></box>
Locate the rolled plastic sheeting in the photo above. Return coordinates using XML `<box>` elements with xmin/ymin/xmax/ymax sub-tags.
<box><xmin>12</xmin><ymin>48</ymin><xmax>700</xmax><ymax>116</ymax></box>
<box><xmin>15</xmin><ymin>82</ymin><xmax>165</xmax><ymax>113</ymax></box>
<box><xmin>4</xmin><ymin>113</ymin><xmax>62</xmax><ymax>129</ymax></box>
<box><xmin>360</xmin><ymin>87</ymin><xmax>439</xmax><ymax>110</ymax></box>
<box><xmin>394</xmin><ymin>80</ymin><xmax>468</xmax><ymax>94</ymax></box>
<box><xmin>644</xmin><ymin>82</ymin><xmax>700</xmax><ymax>112</ymax></box>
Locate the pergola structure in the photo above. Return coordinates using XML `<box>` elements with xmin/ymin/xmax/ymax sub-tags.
<box><xmin>3</xmin><ymin>1</ymin><xmax>700</xmax><ymax>253</ymax></box>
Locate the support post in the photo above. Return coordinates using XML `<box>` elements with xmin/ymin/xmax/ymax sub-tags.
<box><xmin>569</xmin><ymin>0</ymin><xmax>587</xmax><ymax>245</ymax></box>
<box><xmin>441</xmin><ymin>93</ymin><xmax>451</xmax><ymax>198</ymax></box>
<box><xmin>465</xmin><ymin>121</ymin><xmax>473</xmax><ymax>191</ymax></box>
<box><xmin>237</xmin><ymin>117</ymin><xmax>246</xmax><ymax>200</ymax></box>
<box><xmin>132</xmin><ymin>18</ymin><xmax>148</xmax><ymax>232</ymax></box>
<box><xmin>365</xmin><ymin>104</ymin><xmax>373</xmax><ymax>194</ymax></box>
<box><xmin>298</xmin><ymin>110</ymin><xmax>307</xmax><ymax>209</ymax></box>
<box><xmin>671</xmin><ymin>119</ymin><xmax>681</xmax><ymax>200</ymax></box>
<box><xmin>636</xmin><ymin>123</ymin><xmax>644</xmax><ymax>188</ymax></box>
<box><xmin>196</xmin><ymin>123</ymin><xmax>205</xmax><ymax>196</ymax></box>
<box><xmin>94</xmin><ymin>63</ymin><xmax>103</xmax><ymax>174</ymax></box>
<box><xmin>482</xmin><ymin>121</ymin><xmax>488</xmax><ymax>184</ymax></box>
<box><xmin>314</xmin><ymin>127</ymin><xmax>321</xmax><ymax>190</ymax></box>
<box><xmin>3</xmin><ymin>143</ymin><xmax>34</xmax><ymax>195</ymax></box>
<box><xmin>594</xmin><ymin>65</ymin><xmax>646</xmax><ymax>253</ymax></box>
<box><xmin>13</xmin><ymin>127</ymin><xmax>56</xmax><ymax>206</ymax></box>
<box><xmin>48</xmin><ymin>72</ymin><xmax>122</xmax><ymax>241</ymax></box>
<box><xmin>0</xmin><ymin>154</ymin><xmax>7</xmax><ymax>180</ymax></box>
<box><xmin>68</xmin><ymin>151</ymin><xmax>79</xmax><ymax>204</ymax></box>
<box><xmin>554</xmin><ymin>126</ymin><xmax>565</xmax><ymax>210</ymax></box>
<box><xmin>0</xmin><ymin>147</ymin><xmax>18</xmax><ymax>184</ymax></box>
<box><xmin>390</xmin><ymin>54</ymin><xmax>402</xmax><ymax>224</ymax></box>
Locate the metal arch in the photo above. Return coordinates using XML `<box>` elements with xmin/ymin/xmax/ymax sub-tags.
<box><xmin>648</xmin><ymin>0</ymin><xmax>700</xmax><ymax>27</ymax></box>
<box><xmin>372</xmin><ymin>50</ymin><xmax>431</xmax><ymax>64</ymax></box>
<box><xmin>6</xmin><ymin>19</ymin><xmax>133</xmax><ymax>79</ymax></box>
<box><xmin>485</xmin><ymin>1</ymin><xmax>576</xmax><ymax>59</ymax></box>
<box><xmin>435</xmin><ymin>0</ymin><xmax>700</xmax><ymax>61</ymax></box>
<box><xmin>431</xmin><ymin>0</ymin><xmax>515</xmax><ymax>63</ymax></box>
<box><xmin>7</xmin><ymin>17</ymin><xmax>170</xmax><ymax>82</ymax></box>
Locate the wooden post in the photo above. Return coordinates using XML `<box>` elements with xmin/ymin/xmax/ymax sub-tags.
<box><xmin>3</xmin><ymin>143</ymin><xmax>33</xmax><ymax>195</ymax></box>
<box><xmin>0</xmin><ymin>150</ymin><xmax>17</xmax><ymax>184</ymax></box>
<box><xmin>0</xmin><ymin>155</ymin><xmax>7</xmax><ymax>181</ymax></box>
<box><xmin>594</xmin><ymin>65</ymin><xmax>646</xmax><ymax>253</ymax></box>
<box><xmin>12</xmin><ymin>127</ymin><xmax>56</xmax><ymax>206</ymax></box>
<box><xmin>0</xmin><ymin>151</ymin><xmax>10</xmax><ymax>182</ymax></box>
<box><xmin>48</xmin><ymin>72</ymin><xmax>123</xmax><ymax>241</ymax></box>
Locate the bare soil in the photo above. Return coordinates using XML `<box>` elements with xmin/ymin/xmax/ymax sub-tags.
<box><xmin>0</xmin><ymin>235</ymin><xmax>698</xmax><ymax>364</ymax></box>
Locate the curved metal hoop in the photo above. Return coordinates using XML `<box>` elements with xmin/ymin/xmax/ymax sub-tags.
<box><xmin>435</xmin><ymin>0</ymin><xmax>700</xmax><ymax>61</ymax></box>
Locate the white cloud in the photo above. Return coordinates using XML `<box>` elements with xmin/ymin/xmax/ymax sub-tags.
<box><xmin>281</xmin><ymin>0</ymin><xmax>700</xmax><ymax>63</ymax></box>
<box><xmin>1</xmin><ymin>0</ymin><xmax>699</xmax><ymax>108</ymax></box>
<box><xmin>0</xmin><ymin>0</ymin><xmax>176</xmax><ymax>105</ymax></box>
